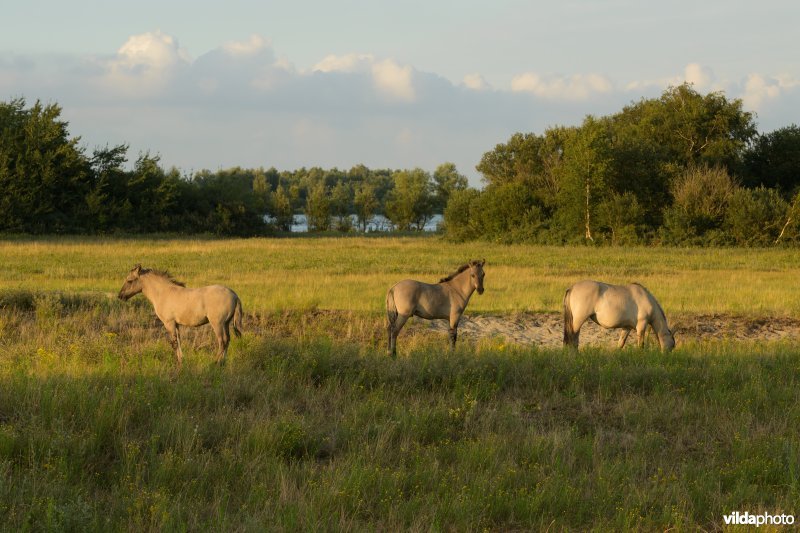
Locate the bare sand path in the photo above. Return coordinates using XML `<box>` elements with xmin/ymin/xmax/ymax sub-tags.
<box><xmin>421</xmin><ymin>312</ymin><xmax>800</xmax><ymax>348</ymax></box>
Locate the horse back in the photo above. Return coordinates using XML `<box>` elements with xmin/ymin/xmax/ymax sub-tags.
<box><xmin>390</xmin><ymin>279</ymin><xmax>449</xmax><ymax>319</ymax></box>
<box><xmin>168</xmin><ymin>284</ymin><xmax>237</xmax><ymax>325</ymax></box>
<box><xmin>570</xmin><ymin>280</ymin><xmax>638</xmax><ymax>329</ymax></box>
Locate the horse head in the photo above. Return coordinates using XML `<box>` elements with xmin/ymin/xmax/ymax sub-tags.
<box><xmin>469</xmin><ymin>259</ymin><xmax>486</xmax><ymax>295</ymax></box>
<box><xmin>118</xmin><ymin>264</ymin><xmax>144</xmax><ymax>301</ymax></box>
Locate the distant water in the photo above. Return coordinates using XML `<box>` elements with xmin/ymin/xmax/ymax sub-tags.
<box><xmin>267</xmin><ymin>214</ymin><xmax>443</xmax><ymax>233</ymax></box>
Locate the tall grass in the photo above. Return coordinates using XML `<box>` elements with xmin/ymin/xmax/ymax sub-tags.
<box><xmin>2</xmin><ymin>236</ymin><xmax>800</xmax><ymax>314</ymax></box>
<box><xmin>0</xmin><ymin>298</ymin><xmax>799</xmax><ymax>530</ymax></box>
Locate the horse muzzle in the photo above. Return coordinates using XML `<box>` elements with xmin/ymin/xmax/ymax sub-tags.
<box><xmin>477</xmin><ymin>287</ymin><xmax>484</xmax><ymax>295</ymax></box>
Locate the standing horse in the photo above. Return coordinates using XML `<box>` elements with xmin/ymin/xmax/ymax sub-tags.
<box><xmin>563</xmin><ymin>280</ymin><xmax>675</xmax><ymax>352</ymax></box>
<box><xmin>386</xmin><ymin>259</ymin><xmax>485</xmax><ymax>357</ymax></box>
<box><xmin>118</xmin><ymin>264</ymin><xmax>244</xmax><ymax>365</ymax></box>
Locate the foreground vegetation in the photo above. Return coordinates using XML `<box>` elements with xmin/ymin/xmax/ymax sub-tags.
<box><xmin>0</xmin><ymin>297</ymin><xmax>799</xmax><ymax>531</ymax></box>
<box><xmin>2</xmin><ymin>237</ymin><xmax>800</xmax><ymax>530</ymax></box>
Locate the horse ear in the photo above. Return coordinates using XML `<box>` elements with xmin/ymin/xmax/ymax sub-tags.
<box><xmin>133</xmin><ymin>264</ymin><xmax>142</xmax><ymax>275</ymax></box>
<box><xmin>480</xmin><ymin>258</ymin><xmax>486</xmax><ymax>266</ymax></box>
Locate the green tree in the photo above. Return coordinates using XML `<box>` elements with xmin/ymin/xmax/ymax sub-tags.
<box><xmin>476</xmin><ymin>132</ymin><xmax>547</xmax><ymax>186</ymax></box>
<box><xmin>661</xmin><ymin>165</ymin><xmax>737</xmax><ymax>244</ymax></box>
<box><xmin>384</xmin><ymin>169</ymin><xmax>435</xmax><ymax>231</ymax></box>
<box><xmin>470</xmin><ymin>183</ymin><xmax>546</xmax><ymax>243</ymax></box>
<box><xmin>0</xmin><ymin>98</ymin><xmax>92</xmax><ymax>233</ymax></box>
<box><xmin>270</xmin><ymin>185</ymin><xmax>295</xmax><ymax>231</ymax></box>
<box><xmin>305</xmin><ymin>182</ymin><xmax>331</xmax><ymax>231</ymax></box>
<box><xmin>616</xmin><ymin>83</ymin><xmax>756</xmax><ymax>171</ymax></box>
<box><xmin>354</xmin><ymin>182</ymin><xmax>379</xmax><ymax>232</ymax></box>
<box><xmin>432</xmin><ymin>162</ymin><xmax>468</xmax><ymax>211</ymax></box>
<box><xmin>742</xmin><ymin>125</ymin><xmax>800</xmax><ymax>196</ymax></box>
<box><xmin>597</xmin><ymin>192</ymin><xmax>645</xmax><ymax>245</ymax></box>
<box><xmin>554</xmin><ymin>117</ymin><xmax>613</xmax><ymax>242</ymax></box>
<box><xmin>723</xmin><ymin>186</ymin><xmax>788</xmax><ymax>246</ymax></box>
<box><xmin>443</xmin><ymin>188</ymin><xmax>481</xmax><ymax>241</ymax></box>
<box><xmin>330</xmin><ymin>180</ymin><xmax>353</xmax><ymax>232</ymax></box>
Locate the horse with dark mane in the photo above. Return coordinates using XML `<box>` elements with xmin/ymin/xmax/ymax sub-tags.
<box><xmin>563</xmin><ymin>280</ymin><xmax>674</xmax><ymax>351</ymax></box>
<box><xmin>386</xmin><ymin>260</ymin><xmax>485</xmax><ymax>357</ymax></box>
<box><xmin>118</xmin><ymin>264</ymin><xmax>243</xmax><ymax>365</ymax></box>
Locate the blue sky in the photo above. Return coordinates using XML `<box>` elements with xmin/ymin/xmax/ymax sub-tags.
<box><xmin>1</xmin><ymin>1</ymin><xmax>798</xmax><ymax>183</ymax></box>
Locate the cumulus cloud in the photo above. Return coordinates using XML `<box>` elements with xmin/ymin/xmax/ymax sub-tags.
<box><xmin>222</xmin><ymin>34</ymin><xmax>270</xmax><ymax>56</ymax></box>
<box><xmin>3</xmin><ymin>33</ymin><xmax>799</xmax><ymax>183</ymax></box>
<box><xmin>313</xmin><ymin>53</ymin><xmax>374</xmax><ymax>73</ymax></box>
<box><xmin>313</xmin><ymin>53</ymin><xmax>416</xmax><ymax>102</ymax></box>
<box><xmin>462</xmin><ymin>73</ymin><xmax>490</xmax><ymax>91</ymax></box>
<box><xmin>684</xmin><ymin>62</ymin><xmax>715</xmax><ymax>89</ymax></box>
<box><xmin>511</xmin><ymin>72</ymin><xmax>613</xmax><ymax>100</ymax></box>
<box><xmin>371</xmin><ymin>59</ymin><xmax>415</xmax><ymax>102</ymax></box>
<box><xmin>99</xmin><ymin>30</ymin><xmax>191</xmax><ymax>96</ymax></box>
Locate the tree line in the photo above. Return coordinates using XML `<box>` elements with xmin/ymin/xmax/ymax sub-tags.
<box><xmin>0</xmin><ymin>98</ymin><xmax>466</xmax><ymax>236</ymax></box>
<box><xmin>2</xmin><ymin>86</ymin><xmax>800</xmax><ymax>244</ymax></box>
<box><xmin>444</xmin><ymin>84</ymin><xmax>800</xmax><ymax>246</ymax></box>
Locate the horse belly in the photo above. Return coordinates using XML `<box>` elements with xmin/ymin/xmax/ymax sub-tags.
<box><xmin>175</xmin><ymin>308</ymin><xmax>210</xmax><ymax>327</ymax></box>
<box><xmin>593</xmin><ymin>305</ymin><xmax>636</xmax><ymax>330</ymax></box>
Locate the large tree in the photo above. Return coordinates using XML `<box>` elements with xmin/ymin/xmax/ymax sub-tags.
<box><xmin>742</xmin><ymin>125</ymin><xmax>800</xmax><ymax>196</ymax></box>
<box><xmin>0</xmin><ymin>99</ymin><xmax>92</xmax><ymax>232</ymax></box>
<box><xmin>384</xmin><ymin>169</ymin><xmax>435</xmax><ymax>231</ymax></box>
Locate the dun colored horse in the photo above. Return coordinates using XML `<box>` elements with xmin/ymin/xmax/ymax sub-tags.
<box><xmin>563</xmin><ymin>280</ymin><xmax>675</xmax><ymax>351</ymax></box>
<box><xmin>386</xmin><ymin>259</ymin><xmax>485</xmax><ymax>357</ymax></box>
<box><xmin>118</xmin><ymin>265</ymin><xmax>243</xmax><ymax>365</ymax></box>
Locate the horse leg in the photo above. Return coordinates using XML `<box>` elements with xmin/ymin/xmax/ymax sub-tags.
<box><xmin>164</xmin><ymin>321</ymin><xmax>182</xmax><ymax>366</ymax></box>
<box><xmin>636</xmin><ymin>320</ymin><xmax>648</xmax><ymax>348</ymax></box>
<box><xmin>617</xmin><ymin>329</ymin><xmax>630</xmax><ymax>349</ymax></box>
<box><xmin>448</xmin><ymin>312</ymin><xmax>461</xmax><ymax>351</ymax></box>
<box><xmin>389</xmin><ymin>314</ymin><xmax>410</xmax><ymax>357</ymax></box>
<box><xmin>565</xmin><ymin>314</ymin><xmax>586</xmax><ymax>350</ymax></box>
<box><xmin>212</xmin><ymin>321</ymin><xmax>230</xmax><ymax>365</ymax></box>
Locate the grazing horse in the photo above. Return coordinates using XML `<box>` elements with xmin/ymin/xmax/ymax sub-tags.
<box><xmin>118</xmin><ymin>264</ymin><xmax>243</xmax><ymax>365</ymax></box>
<box><xmin>386</xmin><ymin>259</ymin><xmax>485</xmax><ymax>357</ymax></box>
<box><xmin>563</xmin><ymin>280</ymin><xmax>675</xmax><ymax>352</ymax></box>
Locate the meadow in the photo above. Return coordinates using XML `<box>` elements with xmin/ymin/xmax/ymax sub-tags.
<box><xmin>1</xmin><ymin>236</ymin><xmax>800</xmax><ymax>531</ymax></box>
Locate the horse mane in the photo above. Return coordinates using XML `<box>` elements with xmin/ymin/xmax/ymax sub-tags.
<box><xmin>439</xmin><ymin>264</ymin><xmax>470</xmax><ymax>283</ymax></box>
<box><xmin>141</xmin><ymin>268</ymin><xmax>186</xmax><ymax>287</ymax></box>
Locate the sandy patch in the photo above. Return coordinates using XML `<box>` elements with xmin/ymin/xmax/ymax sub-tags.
<box><xmin>420</xmin><ymin>312</ymin><xmax>800</xmax><ymax>349</ymax></box>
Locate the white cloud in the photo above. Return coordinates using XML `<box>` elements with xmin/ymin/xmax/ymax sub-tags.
<box><xmin>371</xmin><ymin>59</ymin><xmax>415</xmax><ymax>102</ymax></box>
<box><xmin>740</xmin><ymin>73</ymin><xmax>800</xmax><ymax>111</ymax></box>
<box><xmin>462</xmin><ymin>73</ymin><xmax>490</xmax><ymax>91</ymax></box>
<box><xmin>313</xmin><ymin>53</ymin><xmax>374</xmax><ymax>73</ymax></box>
<box><xmin>100</xmin><ymin>30</ymin><xmax>190</xmax><ymax>96</ymax></box>
<box><xmin>4</xmin><ymin>31</ymin><xmax>800</xmax><ymax>185</ymax></box>
<box><xmin>742</xmin><ymin>74</ymin><xmax>781</xmax><ymax>110</ymax></box>
<box><xmin>313</xmin><ymin>53</ymin><xmax>416</xmax><ymax>102</ymax></box>
<box><xmin>684</xmin><ymin>62</ymin><xmax>714</xmax><ymax>89</ymax></box>
<box><xmin>511</xmin><ymin>72</ymin><xmax>612</xmax><ymax>100</ymax></box>
<box><xmin>222</xmin><ymin>35</ymin><xmax>270</xmax><ymax>56</ymax></box>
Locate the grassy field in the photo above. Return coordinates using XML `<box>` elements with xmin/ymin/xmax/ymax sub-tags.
<box><xmin>2</xmin><ymin>235</ymin><xmax>800</xmax><ymax>315</ymax></box>
<box><xmin>1</xmin><ymin>236</ymin><xmax>800</xmax><ymax>530</ymax></box>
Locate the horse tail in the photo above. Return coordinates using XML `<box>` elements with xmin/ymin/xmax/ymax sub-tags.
<box><xmin>563</xmin><ymin>287</ymin><xmax>577</xmax><ymax>347</ymax></box>
<box><xmin>233</xmin><ymin>296</ymin><xmax>244</xmax><ymax>337</ymax></box>
<box><xmin>386</xmin><ymin>286</ymin><xmax>398</xmax><ymax>333</ymax></box>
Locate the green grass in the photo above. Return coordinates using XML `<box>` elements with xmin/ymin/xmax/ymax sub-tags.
<box><xmin>0</xmin><ymin>300</ymin><xmax>798</xmax><ymax>531</ymax></box>
<box><xmin>2</xmin><ymin>235</ymin><xmax>800</xmax><ymax>315</ymax></box>
<box><xmin>2</xmin><ymin>236</ymin><xmax>800</xmax><ymax>530</ymax></box>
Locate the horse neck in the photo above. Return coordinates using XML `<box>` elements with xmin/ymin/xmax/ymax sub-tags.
<box><xmin>140</xmin><ymin>274</ymin><xmax>178</xmax><ymax>305</ymax></box>
<box><xmin>446</xmin><ymin>270</ymin><xmax>475</xmax><ymax>303</ymax></box>
<box><xmin>648</xmin><ymin>299</ymin><xmax>669</xmax><ymax>336</ymax></box>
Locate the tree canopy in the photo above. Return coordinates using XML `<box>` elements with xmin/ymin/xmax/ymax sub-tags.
<box><xmin>447</xmin><ymin>84</ymin><xmax>798</xmax><ymax>246</ymax></box>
